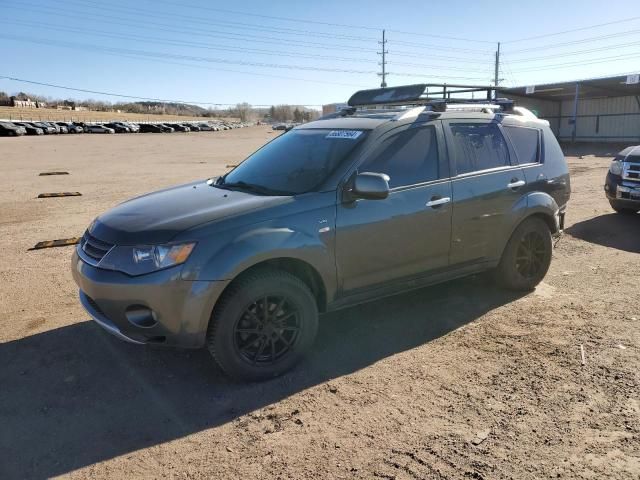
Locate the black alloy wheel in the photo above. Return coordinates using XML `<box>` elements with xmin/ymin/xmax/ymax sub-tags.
<box><xmin>515</xmin><ymin>231</ymin><xmax>547</xmax><ymax>279</ymax></box>
<box><xmin>234</xmin><ymin>295</ymin><xmax>301</xmax><ymax>365</ymax></box>
<box><xmin>207</xmin><ymin>268</ymin><xmax>318</xmax><ymax>380</ymax></box>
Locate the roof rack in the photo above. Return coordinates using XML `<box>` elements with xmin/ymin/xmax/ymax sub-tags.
<box><xmin>347</xmin><ymin>83</ymin><xmax>514</xmax><ymax>112</ymax></box>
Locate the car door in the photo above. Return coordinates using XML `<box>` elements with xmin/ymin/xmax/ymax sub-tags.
<box><xmin>335</xmin><ymin>122</ymin><xmax>452</xmax><ymax>293</ymax></box>
<box><xmin>443</xmin><ymin>120</ymin><xmax>526</xmax><ymax>265</ymax></box>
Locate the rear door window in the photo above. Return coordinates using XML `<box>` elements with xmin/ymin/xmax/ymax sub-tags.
<box><xmin>504</xmin><ymin>126</ymin><xmax>541</xmax><ymax>164</ymax></box>
<box><xmin>359</xmin><ymin>126</ymin><xmax>439</xmax><ymax>188</ymax></box>
<box><xmin>448</xmin><ymin>123</ymin><xmax>511</xmax><ymax>175</ymax></box>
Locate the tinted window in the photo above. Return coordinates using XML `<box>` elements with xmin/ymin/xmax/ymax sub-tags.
<box><xmin>449</xmin><ymin>123</ymin><xmax>510</xmax><ymax>174</ymax></box>
<box><xmin>359</xmin><ymin>126</ymin><xmax>439</xmax><ymax>188</ymax></box>
<box><xmin>505</xmin><ymin>126</ymin><xmax>540</xmax><ymax>164</ymax></box>
<box><xmin>223</xmin><ymin>129</ymin><xmax>367</xmax><ymax>194</ymax></box>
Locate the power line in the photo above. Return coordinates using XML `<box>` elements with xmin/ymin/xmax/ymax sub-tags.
<box><xmin>8</xmin><ymin>2</ymin><xmax>499</xmax><ymax>61</ymax></box>
<box><xmin>0</xmin><ymin>75</ymin><xmax>315</xmax><ymax>106</ymax></box>
<box><xmin>503</xmin><ymin>39</ymin><xmax>640</xmax><ymax>63</ymax></box>
<box><xmin>5</xmin><ymin>20</ymin><xmax>379</xmax><ymax>65</ymax></box>
<box><xmin>386</xmin><ymin>28</ymin><xmax>495</xmax><ymax>44</ymax></box>
<box><xmin>390</xmin><ymin>39</ymin><xmax>494</xmax><ymax>55</ymax></box>
<box><xmin>55</xmin><ymin>0</ymin><xmax>379</xmax><ymax>43</ymax></box>
<box><xmin>503</xmin><ymin>15</ymin><xmax>640</xmax><ymax>44</ymax></box>
<box><xmin>504</xmin><ymin>28</ymin><xmax>640</xmax><ymax>54</ymax></box>
<box><xmin>9</xmin><ymin>3</ymin><xmax>380</xmax><ymax>54</ymax></box>
<box><xmin>0</xmin><ymin>34</ymin><xmax>381</xmax><ymax>74</ymax></box>
<box><xmin>509</xmin><ymin>52</ymin><xmax>640</xmax><ymax>73</ymax></box>
<box><xmin>148</xmin><ymin>0</ymin><xmax>494</xmax><ymax>44</ymax></box>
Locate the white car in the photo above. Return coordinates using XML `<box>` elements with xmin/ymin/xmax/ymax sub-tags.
<box><xmin>87</xmin><ymin>125</ymin><xmax>115</xmax><ymax>134</ymax></box>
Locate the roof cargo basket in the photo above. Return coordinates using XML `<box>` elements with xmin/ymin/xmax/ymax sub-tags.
<box><xmin>347</xmin><ymin>83</ymin><xmax>513</xmax><ymax>112</ymax></box>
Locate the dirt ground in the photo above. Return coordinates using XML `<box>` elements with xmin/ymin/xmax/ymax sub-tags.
<box><xmin>0</xmin><ymin>129</ymin><xmax>638</xmax><ymax>480</ymax></box>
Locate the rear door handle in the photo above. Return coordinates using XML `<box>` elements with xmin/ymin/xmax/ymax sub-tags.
<box><xmin>507</xmin><ymin>179</ymin><xmax>525</xmax><ymax>190</ymax></box>
<box><xmin>426</xmin><ymin>196</ymin><xmax>451</xmax><ymax>208</ymax></box>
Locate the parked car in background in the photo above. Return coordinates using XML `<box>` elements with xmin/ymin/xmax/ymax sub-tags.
<box><xmin>197</xmin><ymin>123</ymin><xmax>213</xmax><ymax>131</ymax></box>
<box><xmin>56</xmin><ymin>122</ymin><xmax>83</xmax><ymax>134</ymax></box>
<box><xmin>168</xmin><ymin>123</ymin><xmax>190</xmax><ymax>132</ymax></box>
<box><xmin>86</xmin><ymin>124</ymin><xmax>115</xmax><ymax>134</ymax></box>
<box><xmin>187</xmin><ymin>123</ymin><xmax>201</xmax><ymax>131</ymax></box>
<box><xmin>0</xmin><ymin>121</ymin><xmax>26</xmax><ymax>136</ymax></box>
<box><xmin>138</xmin><ymin>123</ymin><xmax>163</xmax><ymax>133</ymax></box>
<box><xmin>29</xmin><ymin>122</ymin><xmax>56</xmax><ymax>134</ymax></box>
<box><xmin>13</xmin><ymin>122</ymin><xmax>44</xmax><ymax>135</ymax></box>
<box><xmin>123</xmin><ymin>122</ymin><xmax>140</xmax><ymax>133</ymax></box>
<box><xmin>159</xmin><ymin>124</ymin><xmax>175</xmax><ymax>133</ymax></box>
<box><xmin>605</xmin><ymin>145</ymin><xmax>640</xmax><ymax>214</ymax></box>
<box><xmin>42</xmin><ymin>122</ymin><xmax>61</xmax><ymax>134</ymax></box>
<box><xmin>105</xmin><ymin>122</ymin><xmax>131</xmax><ymax>133</ymax></box>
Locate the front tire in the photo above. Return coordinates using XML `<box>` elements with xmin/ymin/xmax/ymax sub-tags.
<box><xmin>206</xmin><ymin>269</ymin><xmax>319</xmax><ymax>381</ymax></box>
<box><xmin>495</xmin><ymin>217</ymin><xmax>553</xmax><ymax>291</ymax></box>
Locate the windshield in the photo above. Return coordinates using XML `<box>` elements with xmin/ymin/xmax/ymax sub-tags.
<box><xmin>220</xmin><ymin>129</ymin><xmax>367</xmax><ymax>195</ymax></box>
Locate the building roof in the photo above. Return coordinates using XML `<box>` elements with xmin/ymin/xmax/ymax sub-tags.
<box><xmin>499</xmin><ymin>73</ymin><xmax>640</xmax><ymax>101</ymax></box>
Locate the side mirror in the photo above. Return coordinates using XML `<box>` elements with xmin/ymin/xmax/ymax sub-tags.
<box><xmin>351</xmin><ymin>172</ymin><xmax>390</xmax><ymax>200</ymax></box>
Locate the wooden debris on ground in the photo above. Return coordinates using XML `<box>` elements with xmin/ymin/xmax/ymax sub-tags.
<box><xmin>37</xmin><ymin>192</ymin><xmax>82</xmax><ymax>198</ymax></box>
<box><xmin>30</xmin><ymin>237</ymin><xmax>81</xmax><ymax>250</ymax></box>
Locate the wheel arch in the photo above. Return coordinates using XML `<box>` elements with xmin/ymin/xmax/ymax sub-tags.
<box><xmin>216</xmin><ymin>257</ymin><xmax>328</xmax><ymax>314</ymax></box>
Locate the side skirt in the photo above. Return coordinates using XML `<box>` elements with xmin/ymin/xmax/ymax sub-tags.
<box><xmin>325</xmin><ymin>260</ymin><xmax>496</xmax><ymax>313</ymax></box>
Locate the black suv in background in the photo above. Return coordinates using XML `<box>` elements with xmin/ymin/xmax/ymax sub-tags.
<box><xmin>605</xmin><ymin>145</ymin><xmax>640</xmax><ymax>213</ymax></box>
<box><xmin>0</xmin><ymin>121</ymin><xmax>26</xmax><ymax>136</ymax></box>
<box><xmin>13</xmin><ymin>122</ymin><xmax>44</xmax><ymax>135</ymax></box>
<box><xmin>72</xmin><ymin>84</ymin><xmax>570</xmax><ymax>380</ymax></box>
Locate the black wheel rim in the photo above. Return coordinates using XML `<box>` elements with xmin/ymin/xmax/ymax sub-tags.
<box><xmin>234</xmin><ymin>295</ymin><xmax>301</xmax><ymax>365</ymax></box>
<box><xmin>515</xmin><ymin>232</ymin><xmax>547</xmax><ymax>278</ymax></box>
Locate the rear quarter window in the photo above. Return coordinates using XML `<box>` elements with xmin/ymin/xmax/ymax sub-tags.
<box><xmin>504</xmin><ymin>126</ymin><xmax>541</xmax><ymax>164</ymax></box>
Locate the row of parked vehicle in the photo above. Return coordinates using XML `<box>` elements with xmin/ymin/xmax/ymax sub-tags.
<box><xmin>0</xmin><ymin>120</ymin><xmax>252</xmax><ymax>137</ymax></box>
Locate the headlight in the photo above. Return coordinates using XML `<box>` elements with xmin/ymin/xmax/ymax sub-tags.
<box><xmin>100</xmin><ymin>242</ymin><xmax>196</xmax><ymax>276</ymax></box>
<box><xmin>609</xmin><ymin>160</ymin><xmax>623</xmax><ymax>176</ymax></box>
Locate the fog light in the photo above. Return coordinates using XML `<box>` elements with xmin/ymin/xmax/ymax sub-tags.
<box><xmin>125</xmin><ymin>305</ymin><xmax>157</xmax><ymax>328</ymax></box>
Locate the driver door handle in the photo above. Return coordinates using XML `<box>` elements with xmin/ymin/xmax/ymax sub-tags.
<box><xmin>507</xmin><ymin>179</ymin><xmax>525</xmax><ymax>190</ymax></box>
<box><xmin>426</xmin><ymin>196</ymin><xmax>451</xmax><ymax>208</ymax></box>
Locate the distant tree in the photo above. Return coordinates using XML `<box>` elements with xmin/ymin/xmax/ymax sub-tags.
<box><xmin>293</xmin><ymin>107</ymin><xmax>303</xmax><ymax>123</ymax></box>
<box><xmin>233</xmin><ymin>102</ymin><xmax>252</xmax><ymax>122</ymax></box>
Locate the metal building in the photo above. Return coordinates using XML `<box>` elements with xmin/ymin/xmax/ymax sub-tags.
<box><xmin>500</xmin><ymin>74</ymin><xmax>640</xmax><ymax>143</ymax></box>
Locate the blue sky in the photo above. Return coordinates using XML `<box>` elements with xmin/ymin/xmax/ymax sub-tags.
<box><xmin>1</xmin><ymin>0</ymin><xmax>639</xmax><ymax>107</ymax></box>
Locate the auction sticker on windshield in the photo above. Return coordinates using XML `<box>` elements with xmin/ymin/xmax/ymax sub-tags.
<box><xmin>326</xmin><ymin>130</ymin><xmax>363</xmax><ymax>140</ymax></box>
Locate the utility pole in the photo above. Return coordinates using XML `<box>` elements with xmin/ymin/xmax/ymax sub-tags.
<box><xmin>377</xmin><ymin>29</ymin><xmax>388</xmax><ymax>88</ymax></box>
<box><xmin>494</xmin><ymin>41</ymin><xmax>501</xmax><ymax>99</ymax></box>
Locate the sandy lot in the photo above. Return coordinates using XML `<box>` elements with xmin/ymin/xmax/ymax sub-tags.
<box><xmin>0</xmin><ymin>129</ymin><xmax>638</xmax><ymax>479</ymax></box>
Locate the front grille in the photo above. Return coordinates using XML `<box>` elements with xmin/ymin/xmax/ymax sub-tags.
<box><xmin>81</xmin><ymin>231</ymin><xmax>114</xmax><ymax>263</ymax></box>
<box><xmin>623</xmin><ymin>162</ymin><xmax>640</xmax><ymax>182</ymax></box>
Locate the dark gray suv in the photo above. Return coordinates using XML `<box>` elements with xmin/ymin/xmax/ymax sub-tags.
<box><xmin>72</xmin><ymin>84</ymin><xmax>570</xmax><ymax>380</ymax></box>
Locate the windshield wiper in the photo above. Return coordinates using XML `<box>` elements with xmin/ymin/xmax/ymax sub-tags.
<box><xmin>215</xmin><ymin>180</ymin><xmax>293</xmax><ymax>196</ymax></box>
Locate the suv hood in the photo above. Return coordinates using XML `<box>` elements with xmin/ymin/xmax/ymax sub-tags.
<box><xmin>90</xmin><ymin>180</ymin><xmax>291</xmax><ymax>245</ymax></box>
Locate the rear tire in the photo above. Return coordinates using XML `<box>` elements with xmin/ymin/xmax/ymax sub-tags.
<box><xmin>495</xmin><ymin>217</ymin><xmax>553</xmax><ymax>291</ymax></box>
<box><xmin>206</xmin><ymin>268</ymin><xmax>318</xmax><ymax>381</ymax></box>
<box><xmin>609</xmin><ymin>200</ymin><xmax>638</xmax><ymax>214</ymax></box>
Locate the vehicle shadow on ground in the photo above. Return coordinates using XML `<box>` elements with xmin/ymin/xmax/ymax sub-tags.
<box><xmin>0</xmin><ymin>277</ymin><xmax>522</xmax><ymax>479</ymax></box>
<box><xmin>566</xmin><ymin>212</ymin><xmax>640</xmax><ymax>254</ymax></box>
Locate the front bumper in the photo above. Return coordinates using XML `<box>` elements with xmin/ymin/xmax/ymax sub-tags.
<box><xmin>71</xmin><ymin>248</ymin><xmax>229</xmax><ymax>348</ymax></box>
<box><xmin>605</xmin><ymin>173</ymin><xmax>640</xmax><ymax>206</ymax></box>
